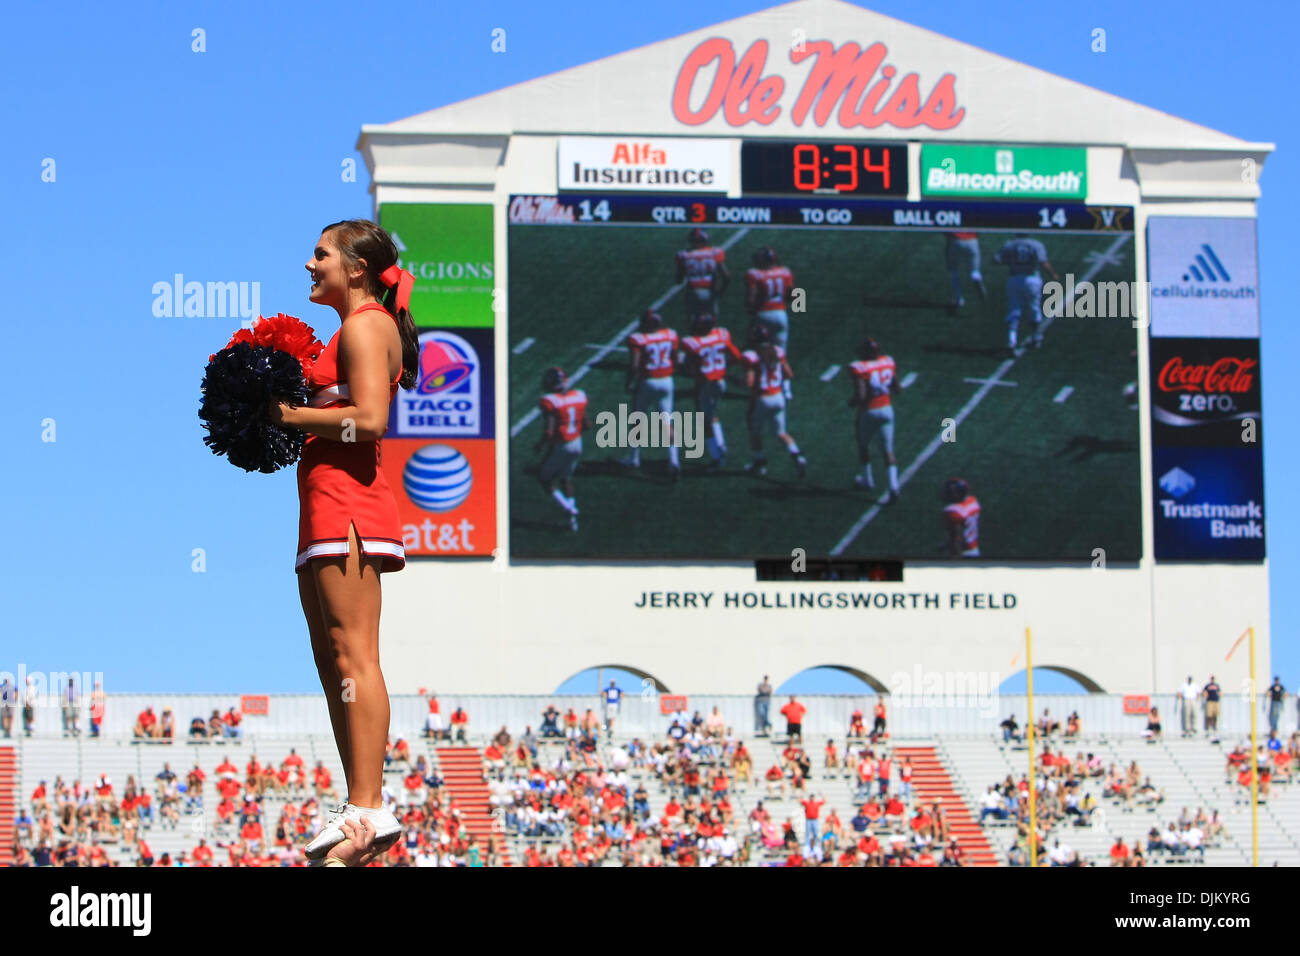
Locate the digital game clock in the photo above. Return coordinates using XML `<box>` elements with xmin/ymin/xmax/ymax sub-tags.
<box><xmin>741</xmin><ymin>140</ymin><xmax>908</xmax><ymax>197</ymax></box>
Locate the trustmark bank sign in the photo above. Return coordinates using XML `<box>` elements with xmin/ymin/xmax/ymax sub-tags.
<box><xmin>358</xmin><ymin>0</ymin><xmax>1273</xmax><ymax>702</ymax></box>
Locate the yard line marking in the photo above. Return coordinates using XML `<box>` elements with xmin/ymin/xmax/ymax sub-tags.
<box><xmin>512</xmin><ymin>336</ymin><xmax>536</xmax><ymax>355</ymax></box>
<box><xmin>1053</xmin><ymin>386</ymin><xmax>1074</xmax><ymax>404</ymax></box>
<box><xmin>820</xmin><ymin>364</ymin><xmax>842</xmax><ymax>382</ymax></box>
<box><xmin>963</xmin><ymin>377</ymin><xmax>1016</xmax><ymax>387</ymax></box>
<box><xmin>900</xmin><ymin>372</ymin><xmax>918</xmax><ymax>389</ymax></box>
<box><xmin>831</xmin><ymin>232</ymin><xmax>1131</xmax><ymax>555</ymax></box>
<box><xmin>585</xmin><ymin>343</ymin><xmax>628</xmax><ymax>352</ymax></box>
<box><xmin>509</xmin><ymin>228</ymin><xmax>752</xmax><ymax>438</ymax></box>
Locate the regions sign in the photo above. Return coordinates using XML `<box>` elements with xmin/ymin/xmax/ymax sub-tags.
<box><xmin>377</xmin><ymin>204</ymin><xmax>495</xmax><ymax>328</ymax></box>
<box><xmin>1147</xmin><ymin>217</ymin><xmax>1260</xmax><ymax>339</ymax></box>
<box><xmin>920</xmin><ymin>144</ymin><xmax>1086</xmax><ymax>199</ymax></box>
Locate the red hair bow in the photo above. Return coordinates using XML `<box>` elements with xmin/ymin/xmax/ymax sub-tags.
<box><xmin>379</xmin><ymin>264</ymin><xmax>415</xmax><ymax>314</ymax></box>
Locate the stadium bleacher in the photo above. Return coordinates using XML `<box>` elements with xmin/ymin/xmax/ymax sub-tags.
<box><xmin>8</xmin><ymin>698</ymin><xmax>1295</xmax><ymax>867</ymax></box>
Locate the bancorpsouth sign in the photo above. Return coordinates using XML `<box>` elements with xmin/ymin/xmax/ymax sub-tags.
<box><xmin>671</xmin><ymin>38</ymin><xmax>965</xmax><ymax>130</ymax></box>
<box><xmin>921</xmin><ymin>144</ymin><xmax>1086</xmax><ymax>199</ymax></box>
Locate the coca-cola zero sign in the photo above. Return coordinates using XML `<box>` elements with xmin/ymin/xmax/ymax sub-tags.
<box><xmin>1150</xmin><ymin>338</ymin><xmax>1261</xmax><ymax>446</ymax></box>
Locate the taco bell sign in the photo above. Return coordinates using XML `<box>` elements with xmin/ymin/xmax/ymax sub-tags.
<box><xmin>394</xmin><ymin>330</ymin><xmax>482</xmax><ymax>437</ymax></box>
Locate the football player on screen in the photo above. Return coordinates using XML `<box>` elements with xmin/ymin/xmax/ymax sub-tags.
<box><xmin>994</xmin><ymin>233</ymin><xmax>1059</xmax><ymax>355</ymax></box>
<box><xmin>941</xmin><ymin>477</ymin><xmax>981</xmax><ymax>558</ymax></box>
<box><xmin>537</xmin><ymin>367</ymin><xmax>587</xmax><ymax>532</ymax></box>
<box><xmin>680</xmin><ymin>312</ymin><xmax>744</xmax><ymax>471</ymax></box>
<box><xmin>944</xmin><ymin>231</ymin><xmax>986</xmax><ymax>309</ymax></box>
<box><xmin>676</xmin><ymin>228</ymin><xmax>730</xmax><ymax>323</ymax></box>
<box><xmin>620</xmin><ymin>309</ymin><xmax>682</xmax><ymax>479</ymax></box>
<box><xmin>742</xmin><ymin>329</ymin><xmax>807</xmax><ymax>478</ymax></box>
<box><xmin>847</xmin><ymin>337</ymin><xmax>902</xmax><ymax>503</ymax></box>
<box><xmin>745</xmin><ymin>247</ymin><xmax>796</xmax><ymax>398</ymax></box>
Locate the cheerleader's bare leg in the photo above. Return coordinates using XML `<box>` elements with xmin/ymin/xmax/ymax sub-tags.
<box><xmin>300</xmin><ymin>570</ymin><xmax>351</xmax><ymax>796</ymax></box>
<box><xmin>310</xmin><ymin>521</ymin><xmax>389</xmax><ymax>810</ymax></box>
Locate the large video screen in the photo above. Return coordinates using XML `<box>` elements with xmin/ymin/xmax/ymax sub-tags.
<box><xmin>508</xmin><ymin>194</ymin><xmax>1141</xmax><ymax>561</ymax></box>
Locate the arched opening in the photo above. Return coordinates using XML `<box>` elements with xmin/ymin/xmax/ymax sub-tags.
<box><xmin>777</xmin><ymin>665</ymin><xmax>888</xmax><ymax>696</ymax></box>
<box><xmin>554</xmin><ymin>665</ymin><xmax>670</xmax><ymax>696</ymax></box>
<box><xmin>998</xmin><ymin>667</ymin><xmax>1105</xmax><ymax>694</ymax></box>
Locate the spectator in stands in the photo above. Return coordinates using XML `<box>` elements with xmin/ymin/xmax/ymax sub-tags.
<box><xmin>603</xmin><ymin>681</ymin><xmax>622</xmax><ymax>736</ymax></box>
<box><xmin>450</xmin><ymin>705</ymin><xmax>469</xmax><ymax>743</ymax></box>
<box><xmin>159</xmin><ymin>706</ymin><xmax>175</xmax><ymax>740</ymax></box>
<box><xmin>780</xmin><ymin>695</ymin><xmax>806</xmax><ymax>745</ymax></box>
<box><xmin>188</xmin><ymin>715</ymin><xmax>208</xmax><ymax>738</ymax></box>
<box><xmin>133</xmin><ymin>705</ymin><xmax>158</xmax><ymax>740</ymax></box>
<box><xmin>824</xmin><ymin>739</ymin><xmax>840</xmax><ymax>776</ymax></box>
<box><xmin>754</xmin><ymin>675</ymin><xmax>773</xmax><ymax>737</ymax></box>
<box><xmin>1266</xmin><ymin>677</ymin><xmax>1286</xmax><ymax>735</ymax></box>
<box><xmin>87</xmin><ymin>682</ymin><xmax>105</xmax><ymax>738</ymax></box>
<box><xmin>541</xmin><ymin>704</ymin><xmax>561</xmax><ymax>738</ymax></box>
<box><xmin>207</xmin><ymin>709</ymin><xmax>224</xmax><ymax>738</ymax></box>
<box><xmin>60</xmin><ymin>677</ymin><xmax>79</xmax><ymax>737</ymax></box>
<box><xmin>871</xmin><ymin>700</ymin><xmax>887</xmax><ymax>741</ymax></box>
<box><xmin>1065</xmin><ymin>711</ymin><xmax>1081</xmax><ymax>738</ymax></box>
<box><xmin>801</xmin><ymin>793</ymin><xmax>825</xmax><ymax>851</ymax></box>
<box><xmin>1202</xmin><ymin>675</ymin><xmax>1221</xmax><ymax>734</ymax></box>
<box><xmin>1037</xmin><ymin>709</ymin><xmax>1060</xmax><ymax>739</ymax></box>
<box><xmin>1107</xmin><ymin>837</ymin><xmax>1128</xmax><ymax>868</ymax></box>
<box><xmin>900</xmin><ymin>756</ymin><xmax>913</xmax><ymax>799</ymax></box>
<box><xmin>1142</xmin><ymin>707</ymin><xmax>1163</xmax><ymax>740</ymax></box>
<box><xmin>705</xmin><ymin>706</ymin><xmax>725</xmax><ymax>739</ymax></box>
<box><xmin>1000</xmin><ymin>715</ymin><xmax>1021</xmax><ymax>744</ymax></box>
<box><xmin>22</xmin><ymin>677</ymin><xmax>37</xmax><ymax>737</ymax></box>
<box><xmin>1179</xmin><ymin>675</ymin><xmax>1199</xmax><ymax>737</ymax></box>
<box><xmin>732</xmin><ymin>741</ymin><xmax>754</xmax><ymax>787</ymax></box>
<box><xmin>222</xmin><ymin>706</ymin><xmax>242</xmax><ymax>739</ymax></box>
<box><xmin>423</xmin><ymin>691</ymin><xmax>445</xmax><ymax>741</ymax></box>
<box><xmin>765</xmin><ymin>763</ymin><xmax>786</xmax><ymax>799</ymax></box>
<box><xmin>0</xmin><ymin>675</ymin><xmax>14</xmax><ymax>738</ymax></box>
<box><xmin>980</xmin><ymin>786</ymin><xmax>1007</xmax><ymax>822</ymax></box>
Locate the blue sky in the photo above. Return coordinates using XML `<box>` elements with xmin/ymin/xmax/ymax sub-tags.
<box><xmin>1</xmin><ymin>0</ymin><xmax>1292</xmax><ymax>697</ymax></box>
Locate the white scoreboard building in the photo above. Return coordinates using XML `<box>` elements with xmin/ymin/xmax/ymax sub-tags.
<box><xmin>357</xmin><ymin>0</ymin><xmax>1272</xmax><ymax>705</ymax></box>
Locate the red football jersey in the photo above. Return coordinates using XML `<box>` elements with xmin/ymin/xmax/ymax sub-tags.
<box><xmin>628</xmin><ymin>328</ymin><xmax>680</xmax><ymax>379</ymax></box>
<box><xmin>746</xmin><ymin>266</ymin><xmax>794</xmax><ymax>311</ymax></box>
<box><xmin>539</xmin><ymin>389</ymin><xmax>588</xmax><ymax>441</ymax></box>
<box><xmin>681</xmin><ymin>327</ymin><xmax>742</xmax><ymax>382</ymax></box>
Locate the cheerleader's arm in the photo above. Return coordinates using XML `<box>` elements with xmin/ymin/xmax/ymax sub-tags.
<box><xmin>274</xmin><ymin>312</ymin><xmax>394</xmax><ymax>442</ymax></box>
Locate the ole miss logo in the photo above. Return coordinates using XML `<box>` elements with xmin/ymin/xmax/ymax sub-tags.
<box><xmin>671</xmin><ymin>37</ymin><xmax>964</xmax><ymax>130</ymax></box>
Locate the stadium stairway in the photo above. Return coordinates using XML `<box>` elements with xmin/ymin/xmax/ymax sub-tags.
<box><xmin>894</xmin><ymin>744</ymin><xmax>998</xmax><ymax>866</ymax></box>
<box><xmin>0</xmin><ymin>744</ymin><xmax>16</xmax><ymax>865</ymax></box>
<box><xmin>435</xmin><ymin>745</ymin><xmax>512</xmax><ymax>866</ymax></box>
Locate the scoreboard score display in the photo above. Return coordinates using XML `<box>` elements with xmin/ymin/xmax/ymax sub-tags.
<box><xmin>508</xmin><ymin>155</ymin><xmax>1143</xmax><ymax>562</ymax></box>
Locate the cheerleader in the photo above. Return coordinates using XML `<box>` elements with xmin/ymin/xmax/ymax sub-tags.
<box><xmin>267</xmin><ymin>219</ymin><xmax>419</xmax><ymax>860</ymax></box>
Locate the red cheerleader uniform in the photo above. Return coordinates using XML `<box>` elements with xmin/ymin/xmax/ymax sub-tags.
<box><xmin>295</xmin><ymin>302</ymin><xmax>406</xmax><ymax>573</ymax></box>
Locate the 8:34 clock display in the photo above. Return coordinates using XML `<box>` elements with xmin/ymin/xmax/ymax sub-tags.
<box><xmin>741</xmin><ymin>140</ymin><xmax>909</xmax><ymax>197</ymax></box>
